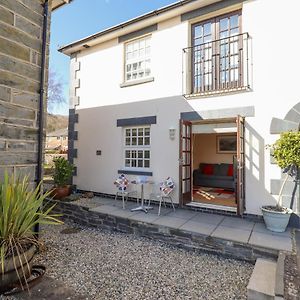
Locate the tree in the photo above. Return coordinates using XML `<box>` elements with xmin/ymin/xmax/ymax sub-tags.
<box><xmin>47</xmin><ymin>69</ymin><xmax>66</xmax><ymax>113</ymax></box>
<box><xmin>270</xmin><ymin>131</ymin><xmax>300</xmax><ymax>208</ymax></box>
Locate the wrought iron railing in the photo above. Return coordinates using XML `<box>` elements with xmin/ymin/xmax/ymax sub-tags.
<box><xmin>182</xmin><ymin>33</ymin><xmax>251</xmax><ymax>96</ymax></box>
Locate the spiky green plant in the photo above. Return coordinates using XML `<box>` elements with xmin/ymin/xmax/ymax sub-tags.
<box><xmin>0</xmin><ymin>173</ymin><xmax>62</xmax><ymax>290</ymax></box>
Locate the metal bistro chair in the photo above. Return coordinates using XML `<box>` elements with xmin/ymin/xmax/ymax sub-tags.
<box><xmin>148</xmin><ymin>177</ymin><xmax>175</xmax><ymax>216</ymax></box>
<box><xmin>114</xmin><ymin>174</ymin><xmax>138</xmax><ymax>209</ymax></box>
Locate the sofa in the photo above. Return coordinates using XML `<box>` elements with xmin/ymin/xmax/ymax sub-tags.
<box><xmin>193</xmin><ymin>163</ymin><xmax>235</xmax><ymax>190</ymax></box>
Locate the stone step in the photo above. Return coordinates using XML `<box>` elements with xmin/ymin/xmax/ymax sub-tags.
<box><xmin>247</xmin><ymin>258</ymin><xmax>277</xmax><ymax>300</ymax></box>
<box><xmin>274</xmin><ymin>253</ymin><xmax>285</xmax><ymax>299</ymax></box>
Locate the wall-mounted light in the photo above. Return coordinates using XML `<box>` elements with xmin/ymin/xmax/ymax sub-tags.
<box><xmin>169</xmin><ymin>127</ymin><xmax>176</xmax><ymax>140</ymax></box>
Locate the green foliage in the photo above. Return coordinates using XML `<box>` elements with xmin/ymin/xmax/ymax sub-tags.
<box><xmin>271</xmin><ymin>131</ymin><xmax>300</xmax><ymax>170</ymax></box>
<box><xmin>53</xmin><ymin>157</ymin><xmax>74</xmax><ymax>187</ymax></box>
<box><xmin>0</xmin><ymin>173</ymin><xmax>62</xmax><ymax>283</ymax></box>
<box><xmin>269</xmin><ymin>131</ymin><xmax>300</xmax><ymax>208</ymax></box>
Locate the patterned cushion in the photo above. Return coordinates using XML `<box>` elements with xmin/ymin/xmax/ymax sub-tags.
<box><xmin>114</xmin><ymin>174</ymin><xmax>129</xmax><ymax>191</ymax></box>
<box><xmin>160</xmin><ymin>177</ymin><xmax>175</xmax><ymax>196</ymax></box>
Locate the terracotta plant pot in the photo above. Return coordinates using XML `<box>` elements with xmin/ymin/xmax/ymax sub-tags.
<box><xmin>0</xmin><ymin>245</ymin><xmax>36</xmax><ymax>293</ymax></box>
<box><xmin>51</xmin><ymin>185</ymin><xmax>71</xmax><ymax>200</ymax></box>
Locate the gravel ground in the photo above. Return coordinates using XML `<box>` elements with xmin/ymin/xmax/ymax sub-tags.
<box><xmin>1</xmin><ymin>222</ymin><xmax>253</xmax><ymax>300</ymax></box>
<box><xmin>284</xmin><ymin>254</ymin><xmax>300</xmax><ymax>299</ymax></box>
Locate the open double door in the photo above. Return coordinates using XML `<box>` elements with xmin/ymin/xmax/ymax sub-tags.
<box><xmin>179</xmin><ymin>116</ymin><xmax>245</xmax><ymax>215</ymax></box>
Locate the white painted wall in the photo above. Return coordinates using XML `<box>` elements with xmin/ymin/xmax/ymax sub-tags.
<box><xmin>71</xmin><ymin>0</ymin><xmax>300</xmax><ymax>215</ymax></box>
<box><xmin>193</xmin><ymin>134</ymin><xmax>236</xmax><ymax>167</ymax></box>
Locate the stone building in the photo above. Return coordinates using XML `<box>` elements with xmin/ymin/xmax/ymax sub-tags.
<box><xmin>46</xmin><ymin>127</ymin><xmax>68</xmax><ymax>152</ymax></box>
<box><xmin>0</xmin><ymin>0</ymin><xmax>71</xmax><ymax>183</ymax></box>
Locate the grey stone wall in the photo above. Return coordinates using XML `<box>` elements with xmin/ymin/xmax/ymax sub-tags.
<box><xmin>0</xmin><ymin>0</ymin><xmax>51</xmax><ymax>183</ymax></box>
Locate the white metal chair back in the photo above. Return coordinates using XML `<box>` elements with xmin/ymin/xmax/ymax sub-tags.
<box><xmin>114</xmin><ymin>174</ymin><xmax>129</xmax><ymax>192</ymax></box>
<box><xmin>114</xmin><ymin>174</ymin><xmax>139</xmax><ymax>209</ymax></box>
<box><xmin>159</xmin><ymin>177</ymin><xmax>175</xmax><ymax>197</ymax></box>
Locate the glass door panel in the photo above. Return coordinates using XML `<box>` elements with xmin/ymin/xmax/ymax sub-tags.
<box><xmin>180</xmin><ymin>120</ymin><xmax>192</xmax><ymax>205</ymax></box>
<box><xmin>192</xmin><ymin>20</ymin><xmax>213</xmax><ymax>93</ymax></box>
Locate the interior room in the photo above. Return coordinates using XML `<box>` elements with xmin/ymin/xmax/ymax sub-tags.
<box><xmin>191</xmin><ymin>122</ymin><xmax>237</xmax><ymax>208</ymax></box>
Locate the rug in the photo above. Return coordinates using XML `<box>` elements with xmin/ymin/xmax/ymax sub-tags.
<box><xmin>193</xmin><ymin>186</ymin><xmax>234</xmax><ymax>198</ymax></box>
<box><xmin>192</xmin><ymin>186</ymin><xmax>236</xmax><ymax>206</ymax></box>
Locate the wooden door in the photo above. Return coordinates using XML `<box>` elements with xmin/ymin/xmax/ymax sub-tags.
<box><xmin>179</xmin><ymin>120</ymin><xmax>192</xmax><ymax>205</ymax></box>
<box><xmin>236</xmin><ymin>115</ymin><xmax>245</xmax><ymax>215</ymax></box>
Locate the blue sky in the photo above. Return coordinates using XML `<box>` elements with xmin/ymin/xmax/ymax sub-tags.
<box><xmin>50</xmin><ymin>0</ymin><xmax>176</xmax><ymax>115</ymax></box>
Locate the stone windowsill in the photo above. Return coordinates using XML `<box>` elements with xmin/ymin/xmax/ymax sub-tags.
<box><xmin>118</xmin><ymin>169</ymin><xmax>153</xmax><ymax>176</ymax></box>
<box><xmin>120</xmin><ymin>77</ymin><xmax>154</xmax><ymax>88</ymax></box>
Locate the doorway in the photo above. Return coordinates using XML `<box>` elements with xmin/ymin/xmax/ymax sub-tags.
<box><xmin>179</xmin><ymin>117</ymin><xmax>245</xmax><ymax>215</ymax></box>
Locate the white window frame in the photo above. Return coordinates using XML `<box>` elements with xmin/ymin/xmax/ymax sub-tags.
<box><xmin>124</xmin><ymin>35</ymin><xmax>151</xmax><ymax>82</ymax></box>
<box><xmin>123</xmin><ymin>126</ymin><xmax>151</xmax><ymax>170</ymax></box>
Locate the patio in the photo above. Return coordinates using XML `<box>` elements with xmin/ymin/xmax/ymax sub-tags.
<box><xmin>49</xmin><ymin>196</ymin><xmax>293</xmax><ymax>261</ymax></box>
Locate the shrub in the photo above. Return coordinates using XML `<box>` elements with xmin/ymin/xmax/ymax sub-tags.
<box><xmin>270</xmin><ymin>131</ymin><xmax>300</xmax><ymax>207</ymax></box>
<box><xmin>52</xmin><ymin>157</ymin><xmax>74</xmax><ymax>187</ymax></box>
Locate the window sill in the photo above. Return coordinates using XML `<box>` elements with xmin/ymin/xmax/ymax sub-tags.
<box><xmin>120</xmin><ymin>77</ymin><xmax>154</xmax><ymax>88</ymax></box>
<box><xmin>183</xmin><ymin>86</ymin><xmax>251</xmax><ymax>99</ymax></box>
<box><xmin>118</xmin><ymin>169</ymin><xmax>153</xmax><ymax>176</ymax></box>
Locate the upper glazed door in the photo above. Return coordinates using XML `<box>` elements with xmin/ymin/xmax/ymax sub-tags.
<box><xmin>192</xmin><ymin>11</ymin><xmax>242</xmax><ymax>93</ymax></box>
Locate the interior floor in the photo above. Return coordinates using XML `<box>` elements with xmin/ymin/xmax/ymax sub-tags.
<box><xmin>192</xmin><ymin>186</ymin><xmax>236</xmax><ymax>207</ymax></box>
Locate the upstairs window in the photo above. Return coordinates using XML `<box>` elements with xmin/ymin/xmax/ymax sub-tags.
<box><xmin>125</xmin><ymin>36</ymin><xmax>151</xmax><ymax>82</ymax></box>
<box><xmin>124</xmin><ymin>126</ymin><xmax>150</xmax><ymax>169</ymax></box>
<box><xmin>190</xmin><ymin>11</ymin><xmax>248</xmax><ymax>94</ymax></box>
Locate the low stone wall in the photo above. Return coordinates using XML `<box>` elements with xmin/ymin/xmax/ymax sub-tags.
<box><xmin>47</xmin><ymin>199</ymin><xmax>278</xmax><ymax>263</ymax></box>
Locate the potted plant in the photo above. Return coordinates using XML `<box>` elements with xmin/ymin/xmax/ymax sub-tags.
<box><xmin>262</xmin><ymin>131</ymin><xmax>300</xmax><ymax>232</ymax></box>
<box><xmin>51</xmin><ymin>157</ymin><xmax>74</xmax><ymax>200</ymax></box>
<box><xmin>0</xmin><ymin>173</ymin><xmax>62</xmax><ymax>293</ymax></box>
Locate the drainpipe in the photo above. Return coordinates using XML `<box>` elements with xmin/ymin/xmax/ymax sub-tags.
<box><xmin>35</xmin><ymin>0</ymin><xmax>49</xmax><ymax>236</ymax></box>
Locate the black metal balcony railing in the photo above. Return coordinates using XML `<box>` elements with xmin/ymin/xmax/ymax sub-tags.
<box><xmin>182</xmin><ymin>33</ymin><xmax>250</xmax><ymax>96</ymax></box>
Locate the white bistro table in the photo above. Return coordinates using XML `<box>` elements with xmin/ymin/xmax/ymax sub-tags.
<box><xmin>130</xmin><ymin>178</ymin><xmax>154</xmax><ymax>213</ymax></box>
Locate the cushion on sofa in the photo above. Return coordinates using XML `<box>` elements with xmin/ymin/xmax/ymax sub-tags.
<box><xmin>202</xmin><ymin>164</ymin><xmax>214</xmax><ymax>175</ymax></box>
<box><xmin>227</xmin><ymin>164</ymin><xmax>234</xmax><ymax>176</ymax></box>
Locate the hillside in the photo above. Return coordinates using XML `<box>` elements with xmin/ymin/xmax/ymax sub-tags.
<box><xmin>47</xmin><ymin>113</ymin><xmax>68</xmax><ymax>133</ymax></box>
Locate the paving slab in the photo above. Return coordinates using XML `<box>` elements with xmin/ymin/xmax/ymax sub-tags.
<box><xmin>147</xmin><ymin>206</ymin><xmax>173</xmax><ymax>216</ymax></box>
<box><xmin>220</xmin><ymin>216</ymin><xmax>255</xmax><ymax>231</ymax></box>
<box><xmin>166</xmin><ymin>209</ymin><xmax>198</xmax><ymax>220</ymax></box>
<box><xmin>108</xmin><ymin>208</ymin><xmax>139</xmax><ymax>218</ymax></box>
<box><xmin>190</xmin><ymin>212</ymin><xmax>225</xmax><ymax>225</ymax></box>
<box><xmin>114</xmin><ymin>202</ymin><xmax>139</xmax><ymax>210</ymax></box>
<box><xmin>180</xmin><ymin>220</ymin><xmax>218</xmax><ymax>235</ymax></box>
<box><xmin>130</xmin><ymin>212</ymin><xmax>160</xmax><ymax>223</ymax></box>
<box><xmin>89</xmin><ymin>204</ymin><xmax>119</xmax><ymax>214</ymax></box>
<box><xmin>247</xmin><ymin>258</ymin><xmax>276</xmax><ymax>300</ymax></box>
<box><xmin>252</xmin><ymin>222</ymin><xmax>292</xmax><ymax>238</ymax></box>
<box><xmin>93</xmin><ymin>197</ymin><xmax>115</xmax><ymax>205</ymax></box>
<box><xmin>153</xmin><ymin>215</ymin><xmax>189</xmax><ymax>229</ymax></box>
<box><xmin>11</xmin><ymin>276</ymin><xmax>87</xmax><ymax>300</ymax></box>
<box><xmin>211</xmin><ymin>226</ymin><xmax>252</xmax><ymax>243</ymax></box>
<box><xmin>248</xmin><ymin>231</ymin><xmax>292</xmax><ymax>252</ymax></box>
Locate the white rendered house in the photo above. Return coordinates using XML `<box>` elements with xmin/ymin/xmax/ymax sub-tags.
<box><xmin>60</xmin><ymin>0</ymin><xmax>300</xmax><ymax>224</ymax></box>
